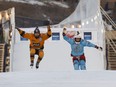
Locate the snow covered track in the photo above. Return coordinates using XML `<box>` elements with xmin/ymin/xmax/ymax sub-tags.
<box><xmin>0</xmin><ymin>71</ymin><xmax>116</xmax><ymax>87</ymax></box>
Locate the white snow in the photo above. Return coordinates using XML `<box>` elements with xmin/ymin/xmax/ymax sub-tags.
<box><xmin>0</xmin><ymin>71</ymin><xmax>116</xmax><ymax>87</ymax></box>
<box><xmin>5</xmin><ymin>0</ymin><xmax>69</xmax><ymax>8</ymax></box>
<box><xmin>27</xmin><ymin>0</ymin><xmax>45</xmax><ymax>6</ymax></box>
<box><xmin>49</xmin><ymin>1</ymin><xmax>69</xmax><ymax>8</ymax></box>
<box><xmin>6</xmin><ymin>0</ymin><xmax>46</xmax><ymax>6</ymax></box>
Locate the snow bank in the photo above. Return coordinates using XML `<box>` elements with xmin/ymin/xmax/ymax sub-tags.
<box><xmin>49</xmin><ymin>1</ymin><xmax>69</xmax><ymax>8</ymax></box>
<box><xmin>6</xmin><ymin>0</ymin><xmax>46</xmax><ymax>6</ymax></box>
<box><xmin>0</xmin><ymin>71</ymin><xmax>116</xmax><ymax>87</ymax></box>
<box><xmin>5</xmin><ymin>0</ymin><xmax>69</xmax><ymax>8</ymax></box>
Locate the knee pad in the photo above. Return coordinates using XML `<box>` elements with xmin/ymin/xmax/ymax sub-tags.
<box><xmin>30</xmin><ymin>48</ymin><xmax>36</xmax><ymax>55</ymax></box>
<box><xmin>80</xmin><ymin>60</ymin><xmax>86</xmax><ymax>70</ymax></box>
<box><xmin>38</xmin><ymin>50</ymin><xmax>44</xmax><ymax>58</ymax></box>
<box><xmin>73</xmin><ymin>60</ymin><xmax>79</xmax><ymax>70</ymax></box>
<box><xmin>73</xmin><ymin>60</ymin><xmax>79</xmax><ymax>65</ymax></box>
<box><xmin>80</xmin><ymin>60</ymin><xmax>85</xmax><ymax>65</ymax></box>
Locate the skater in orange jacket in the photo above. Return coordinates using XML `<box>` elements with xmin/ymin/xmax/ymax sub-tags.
<box><xmin>16</xmin><ymin>25</ymin><xmax>52</xmax><ymax>69</ymax></box>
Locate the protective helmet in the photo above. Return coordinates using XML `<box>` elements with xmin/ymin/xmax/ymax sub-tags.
<box><xmin>73</xmin><ymin>35</ymin><xmax>81</xmax><ymax>39</ymax></box>
<box><xmin>73</xmin><ymin>35</ymin><xmax>81</xmax><ymax>42</ymax></box>
<box><xmin>34</xmin><ymin>27</ymin><xmax>40</xmax><ymax>34</ymax></box>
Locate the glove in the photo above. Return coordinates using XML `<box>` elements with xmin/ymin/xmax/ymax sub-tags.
<box><xmin>95</xmin><ymin>45</ymin><xmax>103</xmax><ymax>51</ymax></box>
<box><xmin>47</xmin><ymin>25</ymin><xmax>51</xmax><ymax>31</ymax></box>
<box><xmin>98</xmin><ymin>47</ymin><xmax>103</xmax><ymax>51</ymax></box>
<box><xmin>63</xmin><ymin>28</ymin><xmax>67</xmax><ymax>36</ymax></box>
<box><xmin>15</xmin><ymin>26</ymin><xmax>20</xmax><ymax>30</ymax></box>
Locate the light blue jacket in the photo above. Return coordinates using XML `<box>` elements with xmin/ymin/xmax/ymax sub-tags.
<box><xmin>63</xmin><ymin>36</ymin><xmax>96</xmax><ymax>56</ymax></box>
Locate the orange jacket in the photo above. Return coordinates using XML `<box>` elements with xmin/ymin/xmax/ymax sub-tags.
<box><xmin>18</xmin><ymin>27</ymin><xmax>52</xmax><ymax>49</ymax></box>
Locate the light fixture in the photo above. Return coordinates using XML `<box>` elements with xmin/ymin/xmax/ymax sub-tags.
<box><xmin>101</xmin><ymin>29</ymin><xmax>104</xmax><ymax>33</ymax></box>
<box><xmin>94</xmin><ymin>16</ymin><xmax>97</xmax><ymax>20</ymax></box>
<box><xmin>78</xmin><ymin>24</ymin><xmax>81</xmax><ymax>28</ymax></box>
<box><xmin>71</xmin><ymin>25</ymin><xmax>75</xmax><ymax>28</ymax></box>
<box><xmin>91</xmin><ymin>19</ymin><xmax>93</xmax><ymax>22</ymax></box>
<box><xmin>9</xmin><ymin>41</ymin><xmax>12</xmax><ymax>45</ymax></box>
<box><xmin>10</xmin><ymin>32</ymin><xmax>12</xmax><ymax>36</ymax></box>
<box><xmin>63</xmin><ymin>25</ymin><xmax>67</xmax><ymax>28</ymax></box>
<box><xmin>5</xmin><ymin>11</ymin><xmax>9</xmax><ymax>20</ymax></box>
<box><xmin>86</xmin><ymin>21</ymin><xmax>89</xmax><ymax>24</ymax></box>
<box><xmin>82</xmin><ymin>22</ymin><xmax>84</xmax><ymax>26</ymax></box>
<box><xmin>97</xmin><ymin>13</ymin><xmax>100</xmax><ymax>16</ymax></box>
<box><xmin>9</xmin><ymin>49</ymin><xmax>11</xmax><ymax>54</ymax></box>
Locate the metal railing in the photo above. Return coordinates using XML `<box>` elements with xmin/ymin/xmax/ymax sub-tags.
<box><xmin>101</xmin><ymin>6</ymin><xmax>116</xmax><ymax>70</ymax></box>
<box><xmin>100</xmin><ymin>6</ymin><xmax>116</xmax><ymax>30</ymax></box>
<box><xmin>101</xmin><ymin>6</ymin><xmax>116</xmax><ymax>53</ymax></box>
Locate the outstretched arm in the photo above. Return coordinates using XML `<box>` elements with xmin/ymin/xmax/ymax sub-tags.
<box><xmin>62</xmin><ymin>28</ymin><xmax>74</xmax><ymax>44</ymax></box>
<box><xmin>42</xmin><ymin>25</ymin><xmax>52</xmax><ymax>40</ymax></box>
<box><xmin>82</xmin><ymin>40</ymin><xmax>103</xmax><ymax>51</ymax></box>
<box><xmin>15</xmin><ymin>26</ymin><xmax>31</xmax><ymax>39</ymax></box>
<box><xmin>15</xmin><ymin>26</ymin><xmax>25</xmax><ymax>36</ymax></box>
<box><xmin>47</xmin><ymin>25</ymin><xmax>52</xmax><ymax>37</ymax></box>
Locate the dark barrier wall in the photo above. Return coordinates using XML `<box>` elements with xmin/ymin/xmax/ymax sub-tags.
<box><xmin>15</xmin><ymin>16</ymin><xmax>50</xmax><ymax>28</ymax></box>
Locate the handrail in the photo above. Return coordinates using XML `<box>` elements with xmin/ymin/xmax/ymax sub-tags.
<box><xmin>104</xmin><ymin>24</ymin><xmax>116</xmax><ymax>40</ymax></box>
<box><xmin>101</xmin><ymin>6</ymin><xmax>116</xmax><ymax>53</ymax></box>
<box><xmin>106</xmin><ymin>33</ymin><xmax>116</xmax><ymax>53</ymax></box>
<box><xmin>101</xmin><ymin>6</ymin><xmax>116</xmax><ymax>70</ymax></box>
<box><xmin>100</xmin><ymin>6</ymin><xmax>116</xmax><ymax>29</ymax></box>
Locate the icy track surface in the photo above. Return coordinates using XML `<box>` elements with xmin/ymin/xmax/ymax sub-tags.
<box><xmin>0</xmin><ymin>71</ymin><xmax>116</xmax><ymax>87</ymax></box>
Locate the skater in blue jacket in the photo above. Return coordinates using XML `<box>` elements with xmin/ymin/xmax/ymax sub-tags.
<box><xmin>62</xmin><ymin>28</ymin><xmax>102</xmax><ymax>70</ymax></box>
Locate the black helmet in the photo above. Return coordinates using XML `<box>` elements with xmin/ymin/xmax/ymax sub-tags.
<box><xmin>34</xmin><ymin>27</ymin><xmax>40</xmax><ymax>34</ymax></box>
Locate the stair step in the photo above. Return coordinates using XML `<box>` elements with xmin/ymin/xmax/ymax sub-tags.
<box><xmin>108</xmin><ymin>62</ymin><xmax>116</xmax><ymax>64</ymax></box>
<box><xmin>108</xmin><ymin>55</ymin><xmax>116</xmax><ymax>57</ymax></box>
<box><xmin>0</xmin><ymin>44</ymin><xmax>5</xmax><ymax>72</ymax></box>
<box><xmin>109</xmin><ymin>47</ymin><xmax>116</xmax><ymax>49</ymax></box>
<box><xmin>0</xmin><ymin>47</ymin><xmax>4</xmax><ymax>49</ymax></box>
<box><xmin>106</xmin><ymin>39</ymin><xmax>116</xmax><ymax>70</ymax></box>
<box><xmin>108</xmin><ymin>53</ymin><xmax>116</xmax><ymax>56</ymax></box>
<box><xmin>109</xmin><ymin>68</ymin><xmax>116</xmax><ymax>70</ymax></box>
<box><xmin>108</xmin><ymin>61</ymin><xmax>116</xmax><ymax>63</ymax></box>
<box><xmin>108</xmin><ymin>60</ymin><xmax>116</xmax><ymax>62</ymax></box>
<box><xmin>108</xmin><ymin>57</ymin><xmax>116</xmax><ymax>58</ymax></box>
<box><xmin>108</xmin><ymin>57</ymin><xmax>116</xmax><ymax>59</ymax></box>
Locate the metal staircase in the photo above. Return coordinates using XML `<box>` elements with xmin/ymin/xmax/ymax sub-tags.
<box><xmin>0</xmin><ymin>44</ymin><xmax>5</xmax><ymax>72</ymax></box>
<box><xmin>100</xmin><ymin>6</ymin><xmax>116</xmax><ymax>70</ymax></box>
<box><xmin>106</xmin><ymin>31</ymin><xmax>116</xmax><ymax>70</ymax></box>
